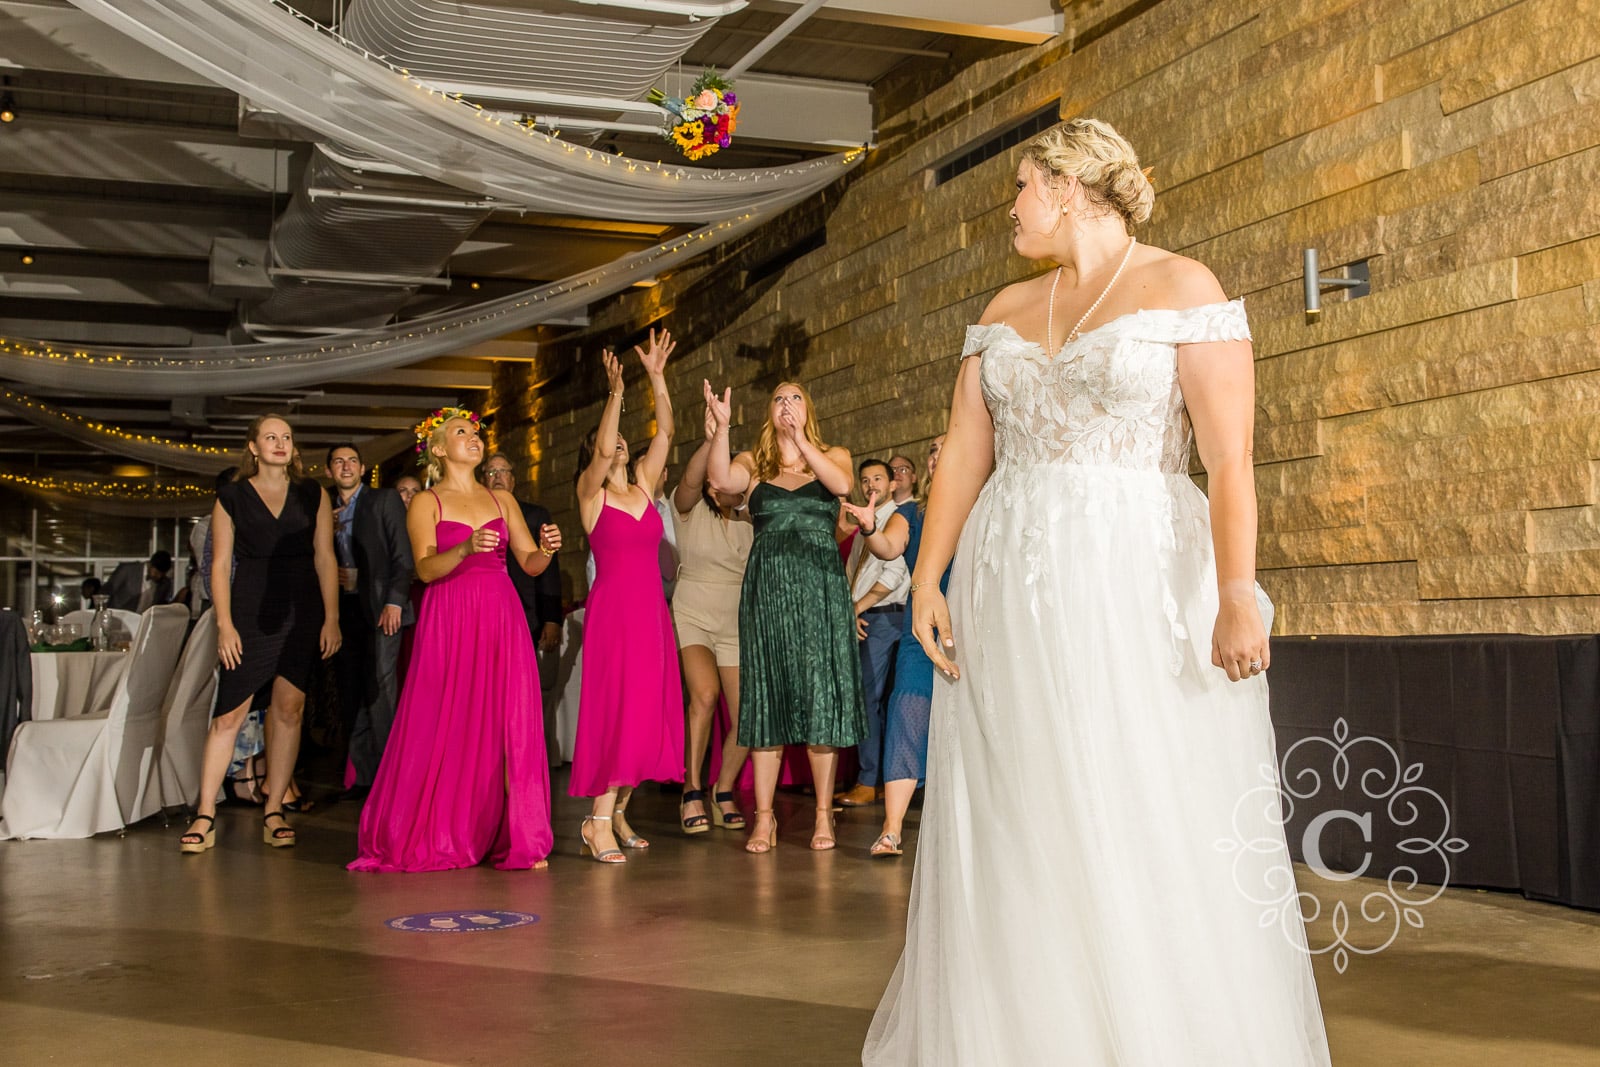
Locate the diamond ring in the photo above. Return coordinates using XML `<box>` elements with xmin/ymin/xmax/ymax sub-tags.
<box><xmin>1248</xmin><ymin>659</ymin><xmax>1263</xmax><ymax>674</ymax></box>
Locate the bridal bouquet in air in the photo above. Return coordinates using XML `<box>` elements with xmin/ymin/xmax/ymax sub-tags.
<box><xmin>649</xmin><ymin>69</ymin><xmax>739</xmax><ymax>161</ymax></box>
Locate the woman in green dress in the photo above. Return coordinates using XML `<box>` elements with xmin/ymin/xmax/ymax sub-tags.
<box><xmin>704</xmin><ymin>377</ymin><xmax>862</xmax><ymax>853</ymax></box>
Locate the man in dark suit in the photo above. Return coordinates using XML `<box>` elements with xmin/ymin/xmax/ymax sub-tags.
<box><xmin>328</xmin><ymin>442</ymin><xmax>414</xmax><ymax>796</ymax></box>
<box><xmin>483</xmin><ymin>452</ymin><xmax>565</xmax><ymax>765</ymax></box>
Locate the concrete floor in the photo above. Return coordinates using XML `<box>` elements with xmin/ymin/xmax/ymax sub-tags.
<box><xmin>3</xmin><ymin>774</ymin><xmax>1599</xmax><ymax>1066</ymax></box>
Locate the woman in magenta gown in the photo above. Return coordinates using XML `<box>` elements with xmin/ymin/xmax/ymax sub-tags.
<box><xmin>571</xmin><ymin>330</ymin><xmax>685</xmax><ymax>863</ymax></box>
<box><xmin>349</xmin><ymin>407</ymin><xmax>563</xmax><ymax>873</ymax></box>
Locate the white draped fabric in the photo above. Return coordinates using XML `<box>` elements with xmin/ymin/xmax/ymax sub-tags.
<box><xmin>68</xmin><ymin>0</ymin><xmax>861</xmax><ymax>222</ymax></box>
<box><xmin>0</xmin><ymin>210</ymin><xmax>806</xmax><ymax>395</ymax></box>
<box><xmin>0</xmin><ymin>4</ymin><xmax>862</xmax><ymax>394</ymax></box>
<box><xmin>0</xmin><ymin>391</ymin><xmax>417</xmax><ymax>478</ymax></box>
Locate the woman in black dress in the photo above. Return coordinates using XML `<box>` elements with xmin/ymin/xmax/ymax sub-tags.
<box><xmin>180</xmin><ymin>414</ymin><xmax>341</xmax><ymax>853</ymax></box>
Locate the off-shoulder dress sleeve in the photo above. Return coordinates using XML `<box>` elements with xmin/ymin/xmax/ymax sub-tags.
<box><xmin>1130</xmin><ymin>299</ymin><xmax>1250</xmax><ymax>345</ymax></box>
<box><xmin>961</xmin><ymin>323</ymin><xmax>1009</xmax><ymax>358</ymax></box>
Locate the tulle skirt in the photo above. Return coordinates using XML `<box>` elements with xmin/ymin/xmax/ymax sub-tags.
<box><xmin>864</xmin><ymin>462</ymin><xmax>1330</xmax><ymax>1065</ymax></box>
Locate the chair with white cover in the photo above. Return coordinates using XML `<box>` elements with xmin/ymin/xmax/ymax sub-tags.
<box><xmin>155</xmin><ymin>609</ymin><xmax>218</xmax><ymax>812</ymax></box>
<box><xmin>0</xmin><ymin>605</ymin><xmax>189</xmax><ymax>839</ymax></box>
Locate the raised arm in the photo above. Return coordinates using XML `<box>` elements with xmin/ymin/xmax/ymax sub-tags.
<box><xmin>703</xmin><ymin>380</ymin><xmax>752</xmax><ymax>500</ymax></box>
<box><xmin>576</xmin><ymin>349</ymin><xmax>626</xmax><ymax>511</ymax></box>
<box><xmin>910</xmin><ymin>342</ymin><xmax>996</xmax><ymax>680</ymax></box>
<box><xmin>496</xmin><ymin>488</ymin><xmax>564</xmax><ymax>577</ymax></box>
<box><xmin>674</xmin><ymin>438</ymin><xmax>712</xmax><ymax>515</ymax></box>
<box><xmin>632</xmin><ymin>328</ymin><xmax>677</xmax><ymax>499</ymax></box>
<box><xmin>841</xmin><ymin>490</ymin><xmax>913</xmax><ymax>560</ymax></box>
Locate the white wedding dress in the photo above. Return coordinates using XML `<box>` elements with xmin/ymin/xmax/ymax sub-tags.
<box><xmin>863</xmin><ymin>301</ymin><xmax>1332</xmax><ymax>1065</ymax></box>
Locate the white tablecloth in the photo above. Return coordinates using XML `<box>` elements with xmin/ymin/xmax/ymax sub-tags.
<box><xmin>30</xmin><ymin>651</ymin><xmax>129</xmax><ymax>721</ymax></box>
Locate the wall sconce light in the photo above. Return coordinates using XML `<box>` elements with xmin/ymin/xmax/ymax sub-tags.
<box><xmin>19</xmin><ymin>252</ymin><xmax>34</xmax><ymax>266</ymax></box>
<box><xmin>1303</xmin><ymin>249</ymin><xmax>1369</xmax><ymax>323</ymax></box>
<box><xmin>0</xmin><ymin>76</ymin><xmax>15</xmax><ymax>124</ymax></box>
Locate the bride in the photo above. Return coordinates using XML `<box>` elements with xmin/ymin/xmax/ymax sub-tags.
<box><xmin>862</xmin><ymin>119</ymin><xmax>1332</xmax><ymax>1064</ymax></box>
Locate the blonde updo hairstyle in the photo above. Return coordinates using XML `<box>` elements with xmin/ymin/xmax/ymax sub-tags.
<box><xmin>423</xmin><ymin>417</ymin><xmax>468</xmax><ymax>486</ymax></box>
<box><xmin>1020</xmin><ymin>117</ymin><xmax>1154</xmax><ymax>227</ymax></box>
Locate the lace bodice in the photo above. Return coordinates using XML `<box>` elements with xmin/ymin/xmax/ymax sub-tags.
<box><xmin>964</xmin><ymin>300</ymin><xmax>1250</xmax><ymax>474</ymax></box>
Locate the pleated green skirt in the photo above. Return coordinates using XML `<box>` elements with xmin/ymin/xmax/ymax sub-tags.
<box><xmin>737</xmin><ymin>482</ymin><xmax>866</xmax><ymax>748</ymax></box>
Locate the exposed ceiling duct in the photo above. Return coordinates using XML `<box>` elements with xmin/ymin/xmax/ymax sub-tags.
<box><xmin>237</xmin><ymin>147</ymin><xmax>492</xmax><ymax>337</ymax></box>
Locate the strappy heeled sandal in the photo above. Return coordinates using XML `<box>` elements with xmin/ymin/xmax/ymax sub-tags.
<box><xmin>745</xmin><ymin>809</ymin><xmax>777</xmax><ymax>854</ymax></box>
<box><xmin>613</xmin><ymin>806</ymin><xmax>650</xmax><ymax>849</ymax></box>
<box><xmin>179</xmin><ymin>814</ymin><xmax>216</xmax><ymax>854</ymax></box>
<box><xmin>262</xmin><ymin>809</ymin><xmax>296</xmax><ymax>848</ymax></box>
<box><xmin>680</xmin><ymin>789</ymin><xmax>710</xmax><ymax>835</ymax></box>
<box><xmin>810</xmin><ymin>807</ymin><xmax>837</xmax><ymax>851</ymax></box>
<box><xmin>580</xmin><ymin>815</ymin><xmax>626</xmax><ymax>864</ymax></box>
<box><xmin>220</xmin><ymin>774</ymin><xmax>263</xmax><ymax>807</ymax></box>
<box><xmin>870</xmin><ymin>832</ymin><xmax>903</xmax><ymax>857</ymax></box>
<box><xmin>708</xmin><ymin>787</ymin><xmax>745</xmax><ymax>829</ymax></box>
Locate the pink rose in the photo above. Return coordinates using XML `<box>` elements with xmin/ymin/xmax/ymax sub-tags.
<box><xmin>694</xmin><ymin>89</ymin><xmax>719</xmax><ymax>110</ymax></box>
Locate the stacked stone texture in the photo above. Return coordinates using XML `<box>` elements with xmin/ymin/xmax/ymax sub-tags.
<box><xmin>491</xmin><ymin>0</ymin><xmax>1600</xmax><ymax>634</ymax></box>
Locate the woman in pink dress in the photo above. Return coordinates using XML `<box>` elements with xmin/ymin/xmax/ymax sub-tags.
<box><xmin>349</xmin><ymin>407</ymin><xmax>563</xmax><ymax>873</ymax></box>
<box><xmin>571</xmin><ymin>330</ymin><xmax>685</xmax><ymax>863</ymax></box>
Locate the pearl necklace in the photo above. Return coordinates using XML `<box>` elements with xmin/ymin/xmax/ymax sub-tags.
<box><xmin>1046</xmin><ymin>236</ymin><xmax>1137</xmax><ymax>352</ymax></box>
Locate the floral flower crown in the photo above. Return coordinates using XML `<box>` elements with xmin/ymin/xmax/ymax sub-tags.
<box><xmin>414</xmin><ymin>406</ymin><xmax>480</xmax><ymax>462</ymax></box>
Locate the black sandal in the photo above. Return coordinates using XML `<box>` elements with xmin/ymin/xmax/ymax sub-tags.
<box><xmin>220</xmin><ymin>774</ymin><xmax>263</xmax><ymax>807</ymax></box>
<box><xmin>709</xmin><ymin>789</ymin><xmax>745</xmax><ymax>829</ymax></box>
<box><xmin>262</xmin><ymin>810</ymin><xmax>296</xmax><ymax>848</ymax></box>
<box><xmin>179</xmin><ymin>814</ymin><xmax>216</xmax><ymax>854</ymax></box>
<box><xmin>680</xmin><ymin>789</ymin><xmax>710</xmax><ymax>835</ymax></box>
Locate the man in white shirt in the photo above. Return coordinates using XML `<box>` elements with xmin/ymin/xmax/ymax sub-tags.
<box><xmin>837</xmin><ymin>458</ymin><xmax>909</xmax><ymax>807</ymax></box>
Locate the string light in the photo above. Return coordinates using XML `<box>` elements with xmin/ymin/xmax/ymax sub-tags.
<box><xmin>0</xmin><ymin>211</ymin><xmax>770</xmax><ymax>376</ymax></box>
<box><xmin>262</xmin><ymin>0</ymin><xmax>866</xmax><ymax>192</ymax></box>
<box><xmin>0</xmin><ymin>387</ymin><xmax>231</xmax><ymax>456</ymax></box>
<box><xmin>0</xmin><ymin>469</ymin><xmax>212</xmax><ymax>501</ymax></box>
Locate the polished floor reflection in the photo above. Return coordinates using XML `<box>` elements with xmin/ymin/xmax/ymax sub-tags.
<box><xmin>3</xmin><ymin>773</ymin><xmax>1598</xmax><ymax>1065</ymax></box>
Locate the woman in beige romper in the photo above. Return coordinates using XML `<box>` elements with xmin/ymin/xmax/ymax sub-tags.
<box><xmin>673</xmin><ymin>406</ymin><xmax>754</xmax><ymax>833</ymax></box>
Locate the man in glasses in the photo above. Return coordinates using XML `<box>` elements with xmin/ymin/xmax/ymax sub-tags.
<box><xmin>327</xmin><ymin>443</ymin><xmax>413</xmax><ymax>801</ymax></box>
<box><xmin>888</xmin><ymin>454</ymin><xmax>918</xmax><ymax>509</ymax></box>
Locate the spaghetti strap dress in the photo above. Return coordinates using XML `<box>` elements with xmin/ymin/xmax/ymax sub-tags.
<box><xmin>213</xmin><ymin>476</ymin><xmax>325</xmax><ymax>713</ymax></box>
<box><xmin>569</xmin><ymin>488</ymin><xmax>684</xmax><ymax>796</ymax></box>
<box><xmin>350</xmin><ymin>489</ymin><xmax>553</xmax><ymax>871</ymax></box>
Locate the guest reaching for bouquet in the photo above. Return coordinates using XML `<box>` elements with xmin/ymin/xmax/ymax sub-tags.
<box><xmin>571</xmin><ymin>330</ymin><xmax>686</xmax><ymax>863</ymax></box>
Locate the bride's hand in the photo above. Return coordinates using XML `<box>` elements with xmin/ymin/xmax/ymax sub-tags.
<box><xmin>1211</xmin><ymin>592</ymin><xmax>1269</xmax><ymax>682</ymax></box>
<box><xmin>912</xmin><ymin>583</ymin><xmax>958</xmax><ymax>681</ymax></box>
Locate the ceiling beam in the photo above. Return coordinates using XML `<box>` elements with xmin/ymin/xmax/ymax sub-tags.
<box><xmin>0</xmin><ymin>194</ymin><xmax>265</xmax><ymax>258</ymax></box>
<box><xmin>761</xmin><ymin>0</ymin><xmax>1062</xmax><ymax>43</ymax></box>
<box><xmin>0</xmin><ymin>115</ymin><xmax>291</xmax><ymax>193</ymax></box>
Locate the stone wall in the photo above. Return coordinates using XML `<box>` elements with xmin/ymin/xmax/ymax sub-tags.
<box><xmin>490</xmin><ymin>0</ymin><xmax>1600</xmax><ymax>634</ymax></box>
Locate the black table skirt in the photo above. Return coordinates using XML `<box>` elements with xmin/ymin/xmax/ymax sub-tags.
<box><xmin>1269</xmin><ymin>635</ymin><xmax>1600</xmax><ymax>911</ymax></box>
